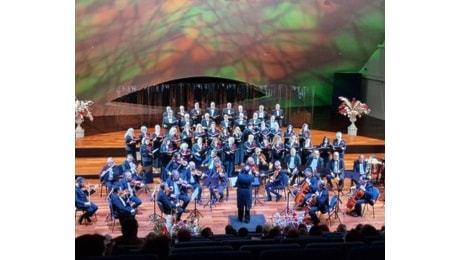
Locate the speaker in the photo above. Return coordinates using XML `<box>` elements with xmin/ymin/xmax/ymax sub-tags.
<box><xmin>332</xmin><ymin>72</ymin><xmax>362</xmax><ymax>111</ymax></box>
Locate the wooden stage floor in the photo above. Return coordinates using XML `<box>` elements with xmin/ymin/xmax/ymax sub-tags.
<box><xmin>75</xmin><ymin>129</ymin><xmax>385</xmax><ymax>238</ymax></box>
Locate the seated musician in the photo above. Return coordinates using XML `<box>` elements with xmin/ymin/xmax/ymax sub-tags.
<box><xmin>208</xmin><ymin>161</ymin><xmax>227</xmax><ymax>203</ymax></box>
<box><xmin>99</xmin><ymin>157</ymin><xmax>119</xmax><ymax>192</ymax></box>
<box><xmin>183</xmin><ymin>161</ymin><xmax>204</xmax><ymax>205</ymax></box>
<box><xmin>165</xmin><ymin>152</ymin><xmax>187</xmax><ymax>179</ymax></box>
<box><xmin>326</xmin><ymin>151</ymin><xmax>345</xmax><ymax>190</ymax></box>
<box><xmin>307</xmin><ymin>180</ymin><xmax>329</xmax><ymax>224</ymax></box>
<box><xmin>122</xmin><ymin>154</ymin><xmax>138</xmax><ymax>175</ymax></box>
<box><xmin>110</xmin><ymin>187</ymin><xmax>136</xmax><ymax>223</ymax></box>
<box><xmin>75</xmin><ymin>177</ymin><xmax>99</xmax><ymax>224</ymax></box>
<box><xmin>285</xmin><ymin>147</ymin><xmax>302</xmax><ymax>186</ymax></box>
<box><xmin>264</xmin><ymin>160</ymin><xmax>287</xmax><ymax>202</ymax></box>
<box><xmin>120</xmin><ymin>171</ymin><xmax>143</xmax><ymax>209</ymax></box>
<box><xmin>349</xmin><ymin>176</ymin><xmax>374</xmax><ymax>217</ymax></box>
<box><xmin>202</xmin><ymin>149</ymin><xmax>220</xmax><ymax>176</ymax></box>
<box><xmin>292</xmin><ymin>168</ymin><xmax>319</xmax><ymax>208</ymax></box>
<box><xmin>157</xmin><ymin>182</ymin><xmax>182</xmax><ymax>229</ymax></box>
<box><xmin>252</xmin><ymin>147</ymin><xmax>269</xmax><ymax>173</ymax></box>
<box><xmin>305</xmin><ymin>149</ymin><xmax>325</xmax><ymax>174</ymax></box>
<box><xmin>166</xmin><ymin>170</ymin><xmax>191</xmax><ymax>219</ymax></box>
<box><xmin>350</xmin><ymin>154</ymin><xmax>368</xmax><ymax>186</ymax></box>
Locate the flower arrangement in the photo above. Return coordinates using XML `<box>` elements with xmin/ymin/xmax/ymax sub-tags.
<box><xmin>151</xmin><ymin>215</ymin><xmax>201</xmax><ymax>236</ymax></box>
<box><xmin>271</xmin><ymin>211</ymin><xmax>306</xmax><ymax>230</ymax></box>
<box><xmin>171</xmin><ymin>219</ymin><xmax>201</xmax><ymax>235</ymax></box>
<box><xmin>75</xmin><ymin>98</ymin><xmax>94</xmax><ymax>121</ymax></box>
<box><xmin>338</xmin><ymin>96</ymin><xmax>371</xmax><ymax>119</ymax></box>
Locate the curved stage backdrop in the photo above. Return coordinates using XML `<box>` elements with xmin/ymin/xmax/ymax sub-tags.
<box><xmin>76</xmin><ymin>0</ymin><xmax>384</xmax><ymax>117</ymax></box>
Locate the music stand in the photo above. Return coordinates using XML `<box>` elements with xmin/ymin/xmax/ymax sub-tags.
<box><xmin>278</xmin><ymin>188</ymin><xmax>292</xmax><ymax>215</ymax></box>
<box><xmin>330</xmin><ymin>189</ymin><xmax>345</xmax><ymax>220</ymax></box>
<box><xmin>187</xmin><ymin>189</ymin><xmax>204</xmax><ymax>221</ymax></box>
<box><xmin>149</xmin><ymin>186</ymin><xmax>163</xmax><ymax>224</ymax></box>
<box><xmin>252</xmin><ymin>177</ymin><xmax>264</xmax><ymax>207</ymax></box>
<box><xmin>201</xmin><ymin>169</ymin><xmax>216</xmax><ymax>211</ymax></box>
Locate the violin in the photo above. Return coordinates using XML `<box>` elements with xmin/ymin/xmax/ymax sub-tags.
<box><xmin>250</xmin><ymin>164</ymin><xmax>259</xmax><ymax>176</ymax></box>
<box><xmin>270</xmin><ymin>168</ymin><xmax>280</xmax><ymax>182</ymax></box>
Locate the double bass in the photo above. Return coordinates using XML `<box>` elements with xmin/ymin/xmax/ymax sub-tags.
<box><xmin>346</xmin><ymin>187</ymin><xmax>365</xmax><ymax>210</ymax></box>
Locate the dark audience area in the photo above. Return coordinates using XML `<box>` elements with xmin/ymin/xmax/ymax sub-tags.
<box><xmin>76</xmin><ymin>220</ymin><xmax>385</xmax><ymax>260</ymax></box>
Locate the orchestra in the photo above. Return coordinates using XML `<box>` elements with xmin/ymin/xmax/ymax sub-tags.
<box><xmin>82</xmin><ymin>100</ymin><xmax>384</xmax><ymax>227</ymax></box>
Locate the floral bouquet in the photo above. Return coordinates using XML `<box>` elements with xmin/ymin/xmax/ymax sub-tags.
<box><xmin>271</xmin><ymin>211</ymin><xmax>306</xmax><ymax>229</ymax></box>
<box><xmin>337</xmin><ymin>96</ymin><xmax>371</xmax><ymax>119</ymax></box>
<box><xmin>75</xmin><ymin>98</ymin><xmax>94</xmax><ymax>121</ymax></box>
<box><xmin>171</xmin><ymin>219</ymin><xmax>201</xmax><ymax>235</ymax></box>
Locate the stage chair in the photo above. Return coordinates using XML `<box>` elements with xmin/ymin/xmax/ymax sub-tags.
<box><xmin>319</xmin><ymin>195</ymin><xmax>341</xmax><ymax>227</ymax></box>
<box><xmin>273</xmin><ymin>173</ymin><xmax>289</xmax><ymax>201</ymax></box>
<box><xmin>107</xmin><ymin>198</ymin><xmax>120</xmax><ymax>232</ymax></box>
<box><xmin>362</xmin><ymin>187</ymin><xmax>380</xmax><ymax>218</ymax></box>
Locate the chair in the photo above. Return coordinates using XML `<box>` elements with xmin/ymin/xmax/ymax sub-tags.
<box><xmin>99</xmin><ymin>181</ymin><xmax>109</xmax><ymax>197</ymax></box>
<box><xmin>107</xmin><ymin>198</ymin><xmax>120</xmax><ymax>232</ymax></box>
<box><xmin>362</xmin><ymin>187</ymin><xmax>380</xmax><ymax>218</ymax></box>
<box><xmin>75</xmin><ymin>207</ymin><xmax>97</xmax><ymax>226</ymax></box>
<box><xmin>319</xmin><ymin>195</ymin><xmax>341</xmax><ymax>226</ymax></box>
<box><xmin>273</xmin><ymin>174</ymin><xmax>288</xmax><ymax>201</ymax></box>
<box><xmin>75</xmin><ymin>207</ymin><xmax>89</xmax><ymax>226</ymax></box>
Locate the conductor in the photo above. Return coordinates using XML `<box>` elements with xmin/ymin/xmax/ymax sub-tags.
<box><xmin>235</xmin><ymin>165</ymin><xmax>255</xmax><ymax>223</ymax></box>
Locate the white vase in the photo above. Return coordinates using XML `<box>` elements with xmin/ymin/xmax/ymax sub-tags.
<box><xmin>347</xmin><ymin>114</ymin><xmax>358</xmax><ymax>136</ymax></box>
<box><xmin>75</xmin><ymin>117</ymin><xmax>85</xmax><ymax>138</ymax></box>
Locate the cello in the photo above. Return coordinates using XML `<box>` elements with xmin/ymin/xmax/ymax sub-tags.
<box><xmin>346</xmin><ymin>187</ymin><xmax>365</xmax><ymax>210</ymax></box>
<box><xmin>294</xmin><ymin>182</ymin><xmax>310</xmax><ymax>205</ymax></box>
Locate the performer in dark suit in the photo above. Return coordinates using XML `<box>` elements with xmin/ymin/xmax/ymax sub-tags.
<box><xmin>99</xmin><ymin>157</ymin><xmax>118</xmax><ymax>192</ymax></box>
<box><xmin>306</xmin><ymin>149</ymin><xmax>325</xmax><ymax>173</ymax></box>
<box><xmin>272</xmin><ymin>103</ymin><xmax>284</xmax><ymax>128</ymax></box>
<box><xmin>327</xmin><ymin>151</ymin><xmax>346</xmax><ymax>190</ymax></box>
<box><xmin>190</xmin><ymin>102</ymin><xmax>203</xmax><ymax>127</ymax></box>
<box><xmin>332</xmin><ymin>131</ymin><xmax>347</xmax><ymax>159</ymax></box>
<box><xmin>235</xmin><ymin>164</ymin><xmax>255</xmax><ymax>223</ymax></box>
<box><xmin>207</xmin><ymin>101</ymin><xmax>220</xmax><ymax>122</ymax></box>
<box><xmin>166</xmin><ymin>170</ymin><xmax>191</xmax><ymax>219</ymax></box>
<box><xmin>208</xmin><ymin>161</ymin><xmax>227</xmax><ymax>203</ymax></box>
<box><xmin>351</xmin><ymin>154</ymin><xmax>369</xmax><ymax>186</ymax></box>
<box><xmin>75</xmin><ymin>177</ymin><xmax>98</xmax><ymax>224</ymax></box>
<box><xmin>110</xmin><ymin>187</ymin><xmax>136</xmax><ymax>224</ymax></box>
<box><xmin>120</xmin><ymin>171</ymin><xmax>143</xmax><ymax>209</ymax></box>
<box><xmin>222</xmin><ymin>102</ymin><xmax>236</xmax><ymax>122</ymax></box>
<box><xmin>349</xmin><ymin>176</ymin><xmax>375</xmax><ymax>217</ymax></box>
<box><xmin>264</xmin><ymin>161</ymin><xmax>287</xmax><ymax>202</ymax></box>
<box><xmin>307</xmin><ymin>180</ymin><xmax>329</xmax><ymax>224</ymax></box>
<box><xmin>220</xmin><ymin>114</ymin><xmax>233</xmax><ymax>132</ymax></box>
<box><xmin>292</xmin><ymin>168</ymin><xmax>319</xmax><ymax>207</ymax></box>
<box><xmin>157</xmin><ymin>181</ymin><xmax>182</xmax><ymax>226</ymax></box>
